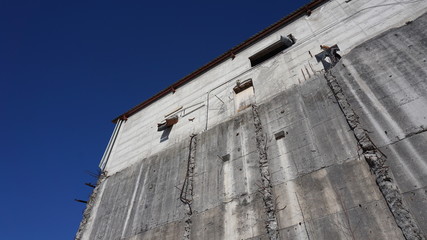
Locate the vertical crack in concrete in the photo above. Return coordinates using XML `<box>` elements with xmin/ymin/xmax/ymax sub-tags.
<box><xmin>180</xmin><ymin>134</ymin><xmax>197</xmax><ymax>240</ymax></box>
<box><xmin>324</xmin><ymin>71</ymin><xmax>425</xmax><ymax>240</ymax></box>
<box><xmin>252</xmin><ymin>105</ymin><xmax>280</xmax><ymax>240</ymax></box>
<box><xmin>75</xmin><ymin>172</ymin><xmax>107</xmax><ymax>240</ymax></box>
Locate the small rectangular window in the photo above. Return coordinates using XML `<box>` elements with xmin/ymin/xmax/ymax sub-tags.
<box><xmin>274</xmin><ymin>131</ymin><xmax>286</xmax><ymax>140</ymax></box>
<box><xmin>249</xmin><ymin>35</ymin><xmax>295</xmax><ymax>67</ymax></box>
<box><xmin>221</xmin><ymin>154</ymin><xmax>230</xmax><ymax>162</ymax></box>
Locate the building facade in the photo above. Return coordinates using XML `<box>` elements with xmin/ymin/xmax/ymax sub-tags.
<box><xmin>77</xmin><ymin>0</ymin><xmax>427</xmax><ymax>239</ymax></box>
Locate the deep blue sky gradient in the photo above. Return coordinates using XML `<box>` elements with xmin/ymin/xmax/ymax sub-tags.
<box><xmin>0</xmin><ymin>1</ymin><xmax>310</xmax><ymax>239</ymax></box>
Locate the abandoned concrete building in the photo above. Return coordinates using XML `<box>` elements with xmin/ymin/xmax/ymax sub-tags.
<box><xmin>76</xmin><ymin>0</ymin><xmax>427</xmax><ymax>239</ymax></box>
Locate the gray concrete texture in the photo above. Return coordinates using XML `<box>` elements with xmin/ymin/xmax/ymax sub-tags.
<box><xmin>77</xmin><ymin>13</ymin><xmax>427</xmax><ymax>240</ymax></box>
<box><xmin>330</xmin><ymin>12</ymin><xmax>427</xmax><ymax>238</ymax></box>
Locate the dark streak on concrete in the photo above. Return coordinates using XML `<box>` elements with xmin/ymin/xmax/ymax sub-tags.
<box><xmin>404</xmin><ymin>128</ymin><xmax>427</xmax><ymax>140</ymax></box>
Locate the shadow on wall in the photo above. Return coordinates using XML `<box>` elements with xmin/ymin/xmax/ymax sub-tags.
<box><xmin>160</xmin><ymin>126</ymin><xmax>173</xmax><ymax>142</ymax></box>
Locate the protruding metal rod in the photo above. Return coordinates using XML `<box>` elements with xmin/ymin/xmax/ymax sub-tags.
<box><xmin>85</xmin><ymin>183</ymin><xmax>96</xmax><ymax>188</ymax></box>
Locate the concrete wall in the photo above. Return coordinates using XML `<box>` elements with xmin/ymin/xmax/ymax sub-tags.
<box><xmin>102</xmin><ymin>0</ymin><xmax>427</xmax><ymax>175</ymax></box>
<box><xmin>79</xmin><ymin>76</ymin><xmax>405</xmax><ymax>239</ymax></box>
<box><xmin>330</xmin><ymin>13</ymin><xmax>427</xmax><ymax>235</ymax></box>
<box><xmin>76</xmin><ymin>2</ymin><xmax>427</xmax><ymax>240</ymax></box>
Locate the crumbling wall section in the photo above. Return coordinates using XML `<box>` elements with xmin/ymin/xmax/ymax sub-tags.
<box><xmin>255</xmin><ymin>73</ymin><xmax>404</xmax><ymax>239</ymax></box>
<box><xmin>77</xmin><ymin>75</ymin><xmax>410</xmax><ymax>239</ymax></box>
<box><xmin>180</xmin><ymin>135</ymin><xmax>197</xmax><ymax>239</ymax></box>
<box><xmin>252</xmin><ymin>105</ymin><xmax>279</xmax><ymax>239</ymax></box>
<box><xmin>326</xmin><ymin>12</ymin><xmax>427</xmax><ymax>238</ymax></box>
<box><xmin>325</xmin><ymin>71</ymin><xmax>424</xmax><ymax>239</ymax></box>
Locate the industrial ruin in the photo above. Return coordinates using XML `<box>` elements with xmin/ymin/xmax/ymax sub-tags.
<box><xmin>76</xmin><ymin>1</ymin><xmax>427</xmax><ymax>239</ymax></box>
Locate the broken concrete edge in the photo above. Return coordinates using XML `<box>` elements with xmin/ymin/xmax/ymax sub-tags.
<box><xmin>252</xmin><ymin>105</ymin><xmax>280</xmax><ymax>240</ymax></box>
<box><xmin>181</xmin><ymin>134</ymin><xmax>197</xmax><ymax>239</ymax></box>
<box><xmin>75</xmin><ymin>171</ymin><xmax>108</xmax><ymax>240</ymax></box>
<box><xmin>324</xmin><ymin>70</ymin><xmax>425</xmax><ymax>240</ymax></box>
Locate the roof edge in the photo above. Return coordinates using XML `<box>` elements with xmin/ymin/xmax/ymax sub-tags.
<box><xmin>112</xmin><ymin>0</ymin><xmax>329</xmax><ymax>123</ymax></box>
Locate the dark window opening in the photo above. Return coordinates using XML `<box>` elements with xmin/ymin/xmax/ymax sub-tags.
<box><xmin>249</xmin><ymin>35</ymin><xmax>295</xmax><ymax>67</ymax></box>
<box><xmin>315</xmin><ymin>44</ymin><xmax>341</xmax><ymax>71</ymax></box>
<box><xmin>274</xmin><ymin>131</ymin><xmax>286</xmax><ymax>140</ymax></box>
<box><xmin>221</xmin><ymin>154</ymin><xmax>230</xmax><ymax>162</ymax></box>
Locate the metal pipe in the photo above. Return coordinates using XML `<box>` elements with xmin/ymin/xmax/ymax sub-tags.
<box><xmin>99</xmin><ymin>119</ymin><xmax>123</xmax><ymax>170</ymax></box>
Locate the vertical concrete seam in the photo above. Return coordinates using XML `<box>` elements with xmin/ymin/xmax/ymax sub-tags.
<box><xmin>180</xmin><ymin>134</ymin><xmax>197</xmax><ymax>240</ymax></box>
<box><xmin>75</xmin><ymin>172</ymin><xmax>108</xmax><ymax>240</ymax></box>
<box><xmin>252</xmin><ymin>105</ymin><xmax>280</xmax><ymax>240</ymax></box>
<box><xmin>324</xmin><ymin>70</ymin><xmax>425</xmax><ymax>240</ymax></box>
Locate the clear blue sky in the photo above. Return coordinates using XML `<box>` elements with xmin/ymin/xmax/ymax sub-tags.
<box><xmin>0</xmin><ymin>1</ymin><xmax>310</xmax><ymax>239</ymax></box>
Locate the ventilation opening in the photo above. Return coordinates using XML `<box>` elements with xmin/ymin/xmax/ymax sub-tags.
<box><xmin>274</xmin><ymin>131</ymin><xmax>286</xmax><ymax>140</ymax></box>
<box><xmin>220</xmin><ymin>154</ymin><xmax>230</xmax><ymax>162</ymax></box>
<box><xmin>249</xmin><ymin>35</ymin><xmax>295</xmax><ymax>67</ymax></box>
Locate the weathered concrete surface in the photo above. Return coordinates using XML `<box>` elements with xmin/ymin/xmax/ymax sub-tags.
<box><xmin>329</xmin><ymin>12</ymin><xmax>427</xmax><ymax>238</ymax></box>
<box><xmin>102</xmin><ymin>0</ymin><xmax>427</xmax><ymax>175</ymax></box>
<box><xmin>255</xmin><ymin>73</ymin><xmax>405</xmax><ymax>239</ymax></box>
<box><xmin>252</xmin><ymin>105</ymin><xmax>279</xmax><ymax>239</ymax></box>
<box><xmin>80</xmin><ymin>89</ymin><xmax>405</xmax><ymax>239</ymax></box>
<box><xmin>83</xmin><ymin>142</ymin><xmax>190</xmax><ymax>240</ymax></box>
<box><xmin>192</xmin><ymin>111</ymin><xmax>268</xmax><ymax>240</ymax></box>
<box><xmin>325</xmin><ymin>67</ymin><xmax>424</xmax><ymax>239</ymax></box>
<box><xmin>77</xmin><ymin>10</ymin><xmax>427</xmax><ymax>240</ymax></box>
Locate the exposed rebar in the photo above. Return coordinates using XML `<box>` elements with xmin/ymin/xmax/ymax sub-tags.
<box><xmin>180</xmin><ymin>134</ymin><xmax>197</xmax><ymax>239</ymax></box>
<box><xmin>324</xmin><ymin>71</ymin><xmax>425</xmax><ymax>240</ymax></box>
<box><xmin>252</xmin><ymin>105</ymin><xmax>280</xmax><ymax>240</ymax></box>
